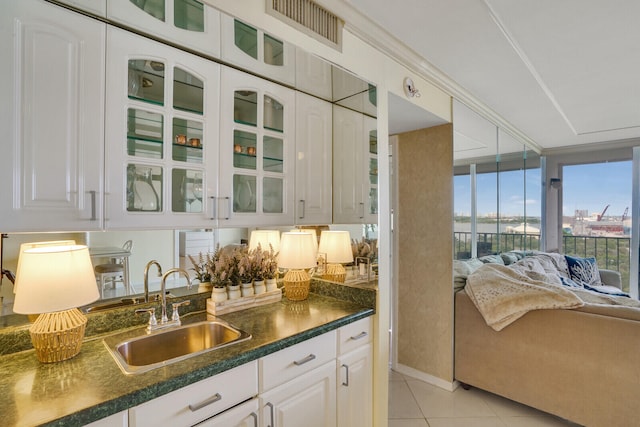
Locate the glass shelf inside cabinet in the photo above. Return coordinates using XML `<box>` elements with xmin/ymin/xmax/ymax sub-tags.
<box><xmin>264</xmin><ymin>96</ymin><xmax>283</xmax><ymax>132</ymax></box>
<box><xmin>127</xmin><ymin>164</ymin><xmax>162</xmax><ymax>212</ymax></box>
<box><xmin>369</xmin><ymin>158</ymin><xmax>378</xmax><ymax>185</ymax></box>
<box><xmin>234</xmin><ymin>91</ymin><xmax>258</xmax><ymax>126</ymax></box>
<box><xmin>173</xmin><ymin>67</ymin><xmax>204</xmax><ymax>114</ymax></box>
<box><xmin>130</xmin><ymin>0</ymin><xmax>165</xmax><ymax>21</ymax></box>
<box><xmin>263</xmin><ymin>177</ymin><xmax>283</xmax><ymax>213</ymax></box>
<box><xmin>263</xmin><ymin>136</ymin><xmax>283</xmax><ymax>173</ymax></box>
<box><xmin>174</xmin><ymin>0</ymin><xmax>204</xmax><ymax>32</ymax></box>
<box><xmin>264</xmin><ymin>34</ymin><xmax>284</xmax><ymax>66</ymax></box>
<box><xmin>233</xmin><ymin>130</ymin><xmax>257</xmax><ymax>170</ymax></box>
<box><xmin>233</xmin><ymin>174</ymin><xmax>256</xmax><ymax>213</ymax></box>
<box><xmin>234</xmin><ymin>20</ymin><xmax>258</xmax><ymax>59</ymax></box>
<box><xmin>369</xmin><ymin>188</ymin><xmax>378</xmax><ymax>215</ymax></box>
<box><xmin>369</xmin><ymin>130</ymin><xmax>378</xmax><ymax>154</ymax></box>
<box><xmin>128</xmin><ymin>59</ymin><xmax>165</xmax><ymax>105</ymax></box>
<box><xmin>127</xmin><ymin>108</ymin><xmax>164</xmax><ymax>159</ymax></box>
<box><xmin>173</xmin><ymin>118</ymin><xmax>203</xmax><ymax>163</ymax></box>
<box><xmin>172</xmin><ymin>168</ymin><xmax>203</xmax><ymax>213</ymax></box>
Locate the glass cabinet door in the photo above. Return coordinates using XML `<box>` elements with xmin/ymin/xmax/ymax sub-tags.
<box><xmin>106</xmin><ymin>27</ymin><xmax>219</xmax><ymax>229</ymax></box>
<box><xmin>368</xmin><ymin>128</ymin><xmax>378</xmax><ymax>216</ymax></box>
<box><xmin>107</xmin><ymin>0</ymin><xmax>220</xmax><ymax>57</ymax></box>
<box><xmin>221</xmin><ymin>14</ymin><xmax>295</xmax><ymax>86</ymax></box>
<box><xmin>220</xmin><ymin>66</ymin><xmax>295</xmax><ymax>226</ymax></box>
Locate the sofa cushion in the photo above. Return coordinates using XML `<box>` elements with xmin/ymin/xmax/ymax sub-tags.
<box><xmin>565</xmin><ymin>255</ymin><xmax>602</xmax><ymax>287</ymax></box>
<box><xmin>500</xmin><ymin>252</ymin><xmax>519</xmax><ymax>265</ymax></box>
<box><xmin>453</xmin><ymin>258</ymin><xmax>484</xmax><ymax>290</ymax></box>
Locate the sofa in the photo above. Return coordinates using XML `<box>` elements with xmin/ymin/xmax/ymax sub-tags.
<box><xmin>454</xmin><ymin>252</ymin><xmax>640</xmax><ymax>427</ymax></box>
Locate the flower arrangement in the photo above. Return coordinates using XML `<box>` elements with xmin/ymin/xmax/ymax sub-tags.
<box><xmin>204</xmin><ymin>245</ymin><xmax>242</xmax><ymax>288</ymax></box>
<box><xmin>352</xmin><ymin>237</ymin><xmax>378</xmax><ymax>262</ymax></box>
<box><xmin>237</xmin><ymin>246</ymin><xmax>253</xmax><ymax>283</ymax></box>
<box><xmin>188</xmin><ymin>251</ymin><xmax>215</xmax><ymax>283</ymax></box>
<box><xmin>260</xmin><ymin>243</ymin><xmax>279</xmax><ymax>280</ymax></box>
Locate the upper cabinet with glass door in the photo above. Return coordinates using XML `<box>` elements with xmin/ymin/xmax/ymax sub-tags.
<box><xmin>218</xmin><ymin>66</ymin><xmax>295</xmax><ymax>227</ymax></box>
<box><xmin>221</xmin><ymin>14</ymin><xmax>296</xmax><ymax>86</ymax></box>
<box><xmin>107</xmin><ymin>0</ymin><xmax>221</xmax><ymax>58</ymax></box>
<box><xmin>105</xmin><ymin>27</ymin><xmax>220</xmax><ymax>229</ymax></box>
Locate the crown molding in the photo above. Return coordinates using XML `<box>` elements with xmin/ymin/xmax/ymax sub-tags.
<box><xmin>317</xmin><ymin>0</ymin><xmax>543</xmax><ymax>153</ymax></box>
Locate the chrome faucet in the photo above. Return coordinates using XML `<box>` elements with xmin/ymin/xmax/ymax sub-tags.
<box><xmin>159</xmin><ymin>268</ymin><xmax>192</xmax><ymax>323</ymax></box>
<box><xmin>143</xmin><ymin>260</ymin><xmax>163</xmax><ymax>303</ymax></box>
<box><xmin>137</xmin><ymin>267</ymin><xmax>192</xmax><ymax>332</ymax></box>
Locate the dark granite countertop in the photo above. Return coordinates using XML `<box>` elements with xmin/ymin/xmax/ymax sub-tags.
<box><xmin>0</xmin><ymin>287</ymin><xmax>374</xmax><ymax>427</ymax></box>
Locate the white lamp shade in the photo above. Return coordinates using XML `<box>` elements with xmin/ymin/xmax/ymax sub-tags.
<box><xmin>291</xmin><ymin>228</ymin><xmax>319</xmax><ymax>252</ymax></box>
<box><xmin>13</xmin><ymin>244</ymin><xmax>99</xmax><ymax>314</ymax></box>
<box><xmin>318</xmin><ymin>231</ymin><xmax>354</xmax><ymax>264</ymax></box>
<box><xmin>278</xmin><ymin>232</ymin><xmax>318</xmax><ymax>269</ymax></box>
<box><xmin>249</xmin><ymin>230</ymin><xmax>281</xmax><ymax>252</ymax></box>
<box><xmin>14</xmin><ymin>240</ymin><xmax>76</xmax><ymax>294</ymax></box>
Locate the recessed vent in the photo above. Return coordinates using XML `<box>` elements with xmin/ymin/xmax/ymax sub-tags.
<box><xmin>267</xmin><ymin>0</ymin><xmax>343</xmax><ymax>50</ymax></box>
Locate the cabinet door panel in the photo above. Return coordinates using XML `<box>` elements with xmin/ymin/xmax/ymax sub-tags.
<box><xmin>260</xmin><ymin>362</ymin><xmax>336</xmax><ymax>427</ymax></box>
<box><xmin>219</xmin><ymin>66</ymin><xmax>295</xmax><ymax>227</ymax></box>
<box><xmin>196</xmin><ymin>398</ymin><xmax>259</xmax><ymax>427</ymax></box>
<box><xmin>0</xmin><ymin>0</ymin><xmax>105</xmax><ymax>232</ymax></box>
<box><xmin>105</xmin><ymin>26</ymin><xmax>220</xmax><ymax>229</ymax></box>
<box><xmin>295</xmin><ymin>93</ymin><xmax>332</xmax><ymax>224</ymax></box>
<box><xmin>338</xmin><ymin>344</ymin><xmax>372</xmax><ymax>427</ymax></box>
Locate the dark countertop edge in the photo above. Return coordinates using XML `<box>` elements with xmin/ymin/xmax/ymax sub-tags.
<box><xmin>42</xmin><ymin>307</ymin><xmax>374</xmax><ymax>427</ymax></box>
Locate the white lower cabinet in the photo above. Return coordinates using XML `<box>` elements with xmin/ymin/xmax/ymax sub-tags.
<box><xmin>195</xmin><ymin>398</ymin><xmax>259</xmax><ymax>427</ymax></box>
<box><xmin>128</xmin><ymin>362</ymin><xmax>257</xmax><ymax>427</ymax></box>
<box><xmin>259</xmin><ymin>361</ymin><xmax>336</xmax><ymax>427</ymax></box>
<box><xmin>337</xmin><ymin>317</ymin><xmax>373</xmax><ymax>427</ymax></box>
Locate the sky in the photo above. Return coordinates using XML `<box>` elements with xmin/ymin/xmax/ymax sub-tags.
<box><xmin>454</xmin><ymin>160</ymin><xmax>632</xmax><ymax>218</ymax></box>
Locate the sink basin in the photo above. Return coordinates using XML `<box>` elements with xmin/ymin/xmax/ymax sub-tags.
<box><xmin>104</xmin><ymin>320</ymin><xmax>251</xmax><ymax>374</ymax></box>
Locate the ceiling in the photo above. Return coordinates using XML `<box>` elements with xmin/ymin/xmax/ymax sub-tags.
<box><xmin>346</xmin><ymin>0</ymin><xmax>640</xmax><ymax>152</ymax></box>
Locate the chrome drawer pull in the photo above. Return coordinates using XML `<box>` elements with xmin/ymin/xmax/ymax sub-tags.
<box><xmin>293</xmin><ymin>353</ymin><xmax>316</xmax><ymax>366</ymax></box>
<box><xmin>188</xmin><ymin>392</ymin><xmax>222</xmax><ymax>411</ymax></box>
<box><xmin>350</xmin><ymin>331</ymin><xmax>368</xmax><ymax>340</ymax></box>
<box><xmin>249</xmin><ymin>412</ymin><xmax>258</xmax><ymax>427</ymax></box>
<box><xmin>342</xmin><ymin>363</ymin><xmax>349</xmax><ymax>386</ymax></box>
<box><xmin>266</xmin><ymin>402</ymin><xmax>275</xmax><ymax>427</ymax></box>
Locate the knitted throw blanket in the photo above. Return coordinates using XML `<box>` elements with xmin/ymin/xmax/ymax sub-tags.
<box><xmin>466</xmin><ymin>263</ymin><xmax>584</xmax><ymax>331</ymax></box>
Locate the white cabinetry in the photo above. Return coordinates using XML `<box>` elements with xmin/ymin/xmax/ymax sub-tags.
<box><xmin>221</xmin><ymin>14</ymin><xmax>295</xmax><ymax>86</ymax></box>
<box><xmin>0</xmin><ymin>0</ymin><xmax>105</xmax><ymax>232</ymax></box>
<box><xmin>196</xmin><ymin>398</ymin><xmax>259</xmax><ymax>427</ymax></box>
<box><xmin>295</xmin><ymin>92</ymin><xmax>332</xmax><ymax>225</ymax></box>
<box><xmin>107</xmin><ymin>0</ymin><xmax>221</xmax><ymax>58</ymax></box>
<box><xmin>219</xmin><ymin>66</ymin><xmax>295</xmax><ymax>227</ymax></box>
<box><xmin>259</xmin><ymin>332</ymin><xmax>337</xmax><ymax>427</ymax></box>
<box><xmin>332</xmin><ymin>106</ymin><xmax>378</xmax><ymax>224</ymax></box>
<box><xmin>129</xmin><ymin>361</ymin><xmax>258</xmax><ymax>426</ymax></box>
<box><xmin>105</xmin><ymin>26</ymin><xmax>220</xmax><ymax>229</ymax></box>
<box><xmin>55</xmin><ymin>0</ymin><xmax>106</xmax><ymax>16</ymax></box>
<box><xmin>337</xmin><ymin>317</ymin><xmax>373</xmax><ymax>427</ymax></box>
<box><xmin>85</xmin><ymin>410</ymin><xmax>128</xmax><ymax>427</ymax></box>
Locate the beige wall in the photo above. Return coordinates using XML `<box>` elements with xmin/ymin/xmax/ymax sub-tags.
<box><xmin>396</xmin><ymin>124</ymin><xmax>454</xmax><ymax>383</ymax></box>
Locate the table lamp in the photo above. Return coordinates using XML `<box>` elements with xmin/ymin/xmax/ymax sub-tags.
<box><xmin>248</xmin><ymin>230</ymin><xmax>281</xmax><ymax>253</ymax></box>
<box><xmin>318</xmin><ymin>230</ymin><xmax>353</xmax><ymax>282</ymax></box>
<box><xmin>278</xmin><ymin>232</ymin><xmax>317</xmax><ymax>301</ymax></box>
<box><xmin>13</xmin><ymin>244</ymin><xmax>100</xmax><ymax>363</ymax></box>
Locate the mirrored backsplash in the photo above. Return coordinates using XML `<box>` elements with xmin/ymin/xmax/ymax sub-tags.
<box><xmin>0</xmin><ymin>225</ymin><xmax>377</xmax><ymax>323</ymax></box>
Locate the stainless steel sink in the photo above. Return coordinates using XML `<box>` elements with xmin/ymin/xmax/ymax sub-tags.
<box><xmin>104</xmin><ymin>320</ymin><xmax>251</xmax><ymax>374</ymax></box>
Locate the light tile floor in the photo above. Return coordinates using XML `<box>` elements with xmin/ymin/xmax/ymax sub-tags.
<box><xmin>388</xmin><ymin>370</ymin><xmax>582</xmax><ymax>427</ymax></box>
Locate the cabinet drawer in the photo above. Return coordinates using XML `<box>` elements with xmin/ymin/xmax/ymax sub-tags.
<box><xmin>129</xmin><ymin>362</ymin><xmax>258</xmax><ymax>427</ymax></box>
<box><xmin>259</xmin><ymin>331</ymin><xmax>336</xmax><ymax>392</ymax></box>
<box><xmin>337</xmin><ymin>317</ymin><xmax>372</xmax><ymax>356</ymax></box>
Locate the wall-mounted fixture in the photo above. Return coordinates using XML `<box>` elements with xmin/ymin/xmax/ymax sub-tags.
<box><xmin>403</xmin><ymin>77</ymin><xmax>421</xmax><ymax>98</ymax></box>
<box><xmin>550</xmin><ymin>178</ymin><xmax>562</xmax><ymax>189</ymax></box>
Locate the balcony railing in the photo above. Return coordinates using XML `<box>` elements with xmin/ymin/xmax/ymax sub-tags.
<box><xmin>453</xmin><ymin>231</ymin><xmax>630</xmax><ymax>292</ymax></box>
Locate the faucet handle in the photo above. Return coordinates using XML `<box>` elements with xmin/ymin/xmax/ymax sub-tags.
<box><xmin>171</xmin><ymin>300</ymin><xmax>190</xmax><ymax>322</ymax></box>
<box><xmin>135</xmin><ymin>307</ymin><xmax>158</xmax><ymax>330</ymax></box>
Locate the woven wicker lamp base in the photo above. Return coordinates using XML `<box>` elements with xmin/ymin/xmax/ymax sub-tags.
<box><xmin>29</xmin><ymin>308</ymin><xmax>88</xmax><ymax>363</ymax></box>
<box><xmin>283</xmin><ymin>269</ymin><xmax>311</xmax><ymax>301</ymax></box>
<box><xmin>322</xmin><ymin>263</ymin><xmax>346</xmax><ymax>283</ymax></box>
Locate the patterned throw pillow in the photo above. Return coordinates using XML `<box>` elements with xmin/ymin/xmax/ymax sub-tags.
<box><xmin>565</xmin><ymin>255</ymin><xmax>602</xmax><ymax>287</ymax></box>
